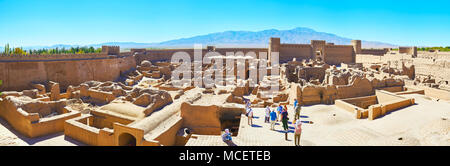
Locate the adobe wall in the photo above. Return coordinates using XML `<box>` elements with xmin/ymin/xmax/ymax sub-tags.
<box><xmin>351</xmin><ymin>40</ymin><xmax>361</xmax><ymax>54</ymax></box>
<box><xmin>153</xmin><ymin>117</ymin><xmax>184</xmax><ymax>146</ymax></box>
<box><xmin>279</xmin><ymin>44</ymin><xmax>313</xmax><ymax>63</ymax></box>
<box><xmin>394</xmin><ymin>87</ymin><xmax>424</xmax><ymax>95</ymax></box>
<box><xmin>340</xmin><ymin>95</ymin><xmax>378</xmax><ymax>109</ymax></box>
<box><xmin>180</xmin><ymin>102</ymin><xmax>221</xmax><ymax>135</ymax></box>
<box><xmin>102</xmin><ymin>46</ymin><xmax>120</xmax><ymax>55</ymax></box>
<box><xmin>0</xmin><ymin>98</ymin><xmax>81</xmax><ymax>138</ymax></box>
<box><xmin>335</xmin><ymin>99</ymin><xmax>367</xmax><ymax>118</ymax></box>
<box><xmin>0</xmin><ymin>53</ymin><xmax>110</xmax><ymax>61</ymax></box>
<box><xmin>356</xmin><ymin>54</ymin><xmax>449</xmax><ymax>84</ymax></box>
<box><xmin>377</xmin><ymin>86</ymin><xmax>404</xmax><ymax>93</ymax></box>
<box><xmin>335</xmin><ymin>90</ymin><xmax>414</xmax><ymax>120</ymax></box>
<box><xmin>269</xmin><ymin>37</ymin><xmax>280</xmax><ymax>63</ymax></box>
<box><xmin>300</xmin><ymin>85</ymin><xmax>337</xmax><ymax>105</ymax></box>
<box><xmin>300</xmin><ymin>85</ymin><xmax>325</xmax><ymax>105</ymax></box>
<box><xmin>323</xmin><ymin>45</ymin><xmax>355</xmax><ymax>65</ymax></box>
<box><xmin>91</xmin><ymin>110</ymin><xmax>134</xmax><ymax>129</ymax></box>
<box><xmin>0</xmin><ymin>55</ymin><xmax>136</xmax><ymax>91</ymax></box>
<box><xmin>134</xmin><ymin>48</ymin><xmax>268</xmax><ymax>65</ymax></box>
<box><xmin>415</xmin><ymin>85</ymin><xmax>450</xmax><ymax>101</ymax></box>
<box><xmin>399</xmin><ymin>47</ymin><xmax>417</xmax><ymax>57</ymax></box>
<box><xmin>299</xmin><ymin>66</ymin><xmax>327</xmax><ymax>82</ymax></box>
<box><xmin>413</xmin><ymin>58</ymin><xmax>450</xmax><ymax>82</ymax></box>
<box><xmin>288</xmin><ymin>83</ymin><xmax>302</xmax><ymax>105</ymax></box>
<box><xmin>65</xmin><ymin>111</ymin><xmax>180</xmax><ymax>146</ymax></box>
<box><xmin>375</xmin><ymin>90</ymin><xmax>403</xmax><ymax>103</ymax></box>
<box><xmin>134</xmin><ymin>49</ymin><xmax>196</xmax><ymax>64</ymax></box>
<box><xmin>336</xmin><ymin>77</ymin><xmax>373</xmax><ymax>99</ymax></box>
<box><xmin>64</xmin><ymin>115</ymin><xmax>102</xmax><ymax>146</ymax></box>
<box><xmin>292</xmin><ymin>76</ymin><xmax>404</xmax><ymax>106</ymax></box>
<box><xmin>180</xmin><ymin>102</ymin><xmax>245</xmax><ymax>136</ymax></box>
<box><xmin>215</xmin><ymin>48</ymin><xmax>268</xmax><ymax>58</ymax></box>
<box><xmin>368</xmin><ymin>90</ymin><xmax>415</xmax><ymax>120</ymax></box>
<box><xmin>87</xmin><ymin>89</ymin><xmax>116</xmax><ymax>104</ymax></box>
<box><xmin>130</xmin><ymin>48</ymin><xmax>146</xmax><ymax>55</ymax></box>
<box><xmin>311</xmin><ymin>40</ymin><xmax>326</xmax><ymax>57</ymax></box>
<box><xmin>360</xmin><ymin>48</ymin><xmax>389</xmax><ymax>56</ymax></box>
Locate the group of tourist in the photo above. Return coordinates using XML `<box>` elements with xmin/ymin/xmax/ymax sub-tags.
<box><xmin>222</xmin><ymin>99</ymin><xmax>303</xmax><ymax>146</ymax></box>
<box><xmin>267</xmin><ymin>99</ymin><xmax>303</xmax><ymax>146</ymax></box>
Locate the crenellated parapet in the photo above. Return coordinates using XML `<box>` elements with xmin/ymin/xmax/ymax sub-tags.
<box><xmin>102</xmin><ymin>46</ymin><xmax>120</xmax><ymax>55</ymax></box>
<box><xmin>0</xmin><ymin>52</ymin><xmax>110</xmax><ymax>62</ymax></box>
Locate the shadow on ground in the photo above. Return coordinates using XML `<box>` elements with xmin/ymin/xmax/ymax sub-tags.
<box><xmin>0</xmin><ymin>117</ymin><xmax>85</xmax><ymax>146</ymax></box>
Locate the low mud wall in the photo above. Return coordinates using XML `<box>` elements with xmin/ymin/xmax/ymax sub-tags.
<box><xmin>0</xmin><ymin>55</ymin><xmax>136</xmax><ymax>91</ymax></box>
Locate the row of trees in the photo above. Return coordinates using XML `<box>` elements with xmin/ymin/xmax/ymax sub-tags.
<box><xmin>3</xmin><ymin>44</ymin><xmax>27</xmax><ymax>55</ymax></box>
<box><xmin>417</xmin><ymin>46</ymin><xmax>450</xmax><ymax>52</ymax></box>
<box><xmin>2</xmin><ymin>44</ymin><xmax>102</xmax><ymax>55</ymax></box>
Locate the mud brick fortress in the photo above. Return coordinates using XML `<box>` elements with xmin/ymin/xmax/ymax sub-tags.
<box><xmin>0</xmin><ymin>38</ymin><xmax>449</xmax><ymax>146</ymax></box>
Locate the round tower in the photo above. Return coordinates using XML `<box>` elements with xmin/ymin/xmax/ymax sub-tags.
<box><xmin>351</xmin><ymin>40</ymin><xmax>361</xmax><ymax>54</ymax></box>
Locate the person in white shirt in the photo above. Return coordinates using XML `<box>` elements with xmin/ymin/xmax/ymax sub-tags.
<box><xmin>265</xmin><ymin>106</ymin><xmax>271</xmax><ymax>123</ymax></box>
<box><xmin>247</xmin><ymin>107</ymin><xmax>253</xmax><ymax>125</ymax></box>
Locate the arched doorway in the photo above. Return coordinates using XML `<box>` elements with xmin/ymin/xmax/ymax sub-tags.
<box><xmin>118</xmin><ymin>133</ymin><xmax>137</xmax><ymax>146</ymax></box>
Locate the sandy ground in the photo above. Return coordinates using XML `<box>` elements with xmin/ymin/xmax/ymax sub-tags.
<box><xmin>187</xmin><ymin>93</ymin><xmax>449</xmax><ymax>146</ymax></box>
<box><xmin>1</xmin><ymin>92</ymin><xmax>448</xmax><ymax>146</ymax></box>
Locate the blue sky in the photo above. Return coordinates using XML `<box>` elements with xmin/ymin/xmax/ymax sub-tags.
<box><xmin>0</xmin><ymin>0</ymin><xmax>449</xmax><ymax>47</ymax></box>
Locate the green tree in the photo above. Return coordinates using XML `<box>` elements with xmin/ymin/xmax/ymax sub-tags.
<box><xmin>4</xmin><ymin>43</ymin><xmax>10</xmax><ymax>54</ymax></box>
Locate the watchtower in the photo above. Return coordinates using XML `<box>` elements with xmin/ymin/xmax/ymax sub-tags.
<box><xmin>102</xmin><ymin>46</ymin><xmax>120</xmax><ymax>55</ymax></box>
<box><xmin>351</xmin><ymin>40</ymin><xmax>362</xmax><ymax>54</ymax></box>
<box><xmin>311</xmin><ymin>40</ymin><xmax>326</xmax><ymax>60</ymax></box>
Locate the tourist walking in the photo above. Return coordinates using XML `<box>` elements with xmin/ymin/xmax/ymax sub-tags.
<box><xmin>294</xmin><ymin>119</ymin><xmax>302</xmax><ymax>146</ymax></box>
<box><xmin>277</xmin><ymin>105</ymin><xmax>283</xmax><ymax>121</ymax></box>
<box><xmin>247</xmin><ymin>107</ymin><xmax>253</xmax><ymax>125</ymax></box>
<box><xmin>269</xmin><ymin>109</ymin><xmax>277</xmax><ymax>130</ymax></box>
<box><xmin>281</xmin><ymin>107</ymin><xmax>289</xmax><ymax>131</ymax></box>
<box><xmin>245</xmin><ymin>100</ymin><xmax>251</xmax><ymax>110</ymax></box>
<box><xmin>265</xmin><ymin>106</ymin><xmax>271</xmax><ymax>123</ymax></box>
<box><xmin>294</xmin><ymin>102</ymin><xmax>301</xmax><ymax>121</ymax></box>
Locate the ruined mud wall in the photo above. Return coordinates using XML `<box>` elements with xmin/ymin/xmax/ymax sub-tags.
<box><xmin>64</xmin><ymin>115</ymin><xmax>103</xmax><ymax>146</ymax></box>
<box><xmin>134</xmin><ymin>48</ymin><xmax>268</xmax><ymax>65</ymax></box>
<box><xmin>399</xmin><ymin>47</ymin><xmax>417</xmax><ymax>57</ymax></box>
<box><xmin>0</xmin><ymin>98</ymin><xmax>81</xmax><ymax>138</ymax></box>
<box><xmin>215</xmin><ymin>48</ymin><xmax>268</xmax><ymax>57</ymax></box>
<box><xmin>291</xmin><ymin>76</ymin><xmax>404</xmax><ymax>105</ymax></box>
<box><xmin>414</xmin><ymin>58</ymin><xmax>449</xmax><ymax>82</ymax></box>
<box><xmin>0</xmin><ymin>53</ymin><xmax>109</xmax><ymax>61</ymax></box>
<box><xmin>356</xmin><ymin>54</ymin><xmax>450</xmax><ymax>82</ymax></box>
<box><xmin>323</xmin><ymin>45</ymin><xmax>355</xmax><ymax>65</ymax></box>
<box><xmin>134</xmin><ymin>49</ymin><xmax>196</xmax><ymax>64</ymax></box>
<box><xmin>0</xmin><ymin>55</ymin><xmax>136</xmax><ymax>91</ymax></box>
<box><xmin>360</xmin><ymin>48</ymin><xmax>389</xmax><ymax>56</ymax></box>
<box><xmin>180</xmin><ymin>102</ymin><xmax>221</xmax><ymax>135</ymax></box>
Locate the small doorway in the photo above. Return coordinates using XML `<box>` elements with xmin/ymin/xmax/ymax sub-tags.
<box><xmin>118</xmin><ymin>133</ymin><xmax>137</xmax><ymax>146</ymax></box>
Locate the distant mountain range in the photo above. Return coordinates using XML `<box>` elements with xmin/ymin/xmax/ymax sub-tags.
<box><xmin>1</xmin><ymin>27</ymin><xmax>398</xmax><ymax>51</ymax></box>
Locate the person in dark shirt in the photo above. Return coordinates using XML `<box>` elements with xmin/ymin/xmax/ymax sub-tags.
<box><xmin>281</xmin><ymin>107</ymin><xmax>289</xmax><ymax>131</ymax></box>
